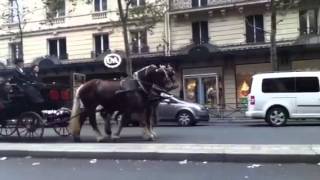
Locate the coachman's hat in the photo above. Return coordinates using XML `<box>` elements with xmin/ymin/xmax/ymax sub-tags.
<box><xmin>14</xmin><ymin>58</ymin><xmax>24</xmax><ymax>64</ymax></box>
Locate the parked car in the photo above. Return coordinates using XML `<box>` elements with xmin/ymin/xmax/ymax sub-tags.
<box><xmin>157</xmin><ymin>96</ymin><xmax>209</xmax><ymax>126</ymax></box>
<box><xmin>246</xmin><ymin>71</ymin><xmax>320</xmax><ymax>126</ymax></box>
<box><xmin>119</xmin><ymin>96</ymin><xmax>210</xmax><ymax>127</ymax></box>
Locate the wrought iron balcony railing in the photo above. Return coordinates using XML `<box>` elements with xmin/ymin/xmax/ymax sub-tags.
<box><xmin>170</xmin><ymin>0</ymin><xmax>265</xmax><ymax>11</ymax></box>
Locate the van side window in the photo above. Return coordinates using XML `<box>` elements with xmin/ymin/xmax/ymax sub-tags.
<box><xmin>262</xmin><ymin>78</ymin><xmax>295</xmax><ymax>93</ymax></box>
<box><xmin>296</xmin><ymin>77</ymin><xmax>319</xmax><ymax>92</ymax></box>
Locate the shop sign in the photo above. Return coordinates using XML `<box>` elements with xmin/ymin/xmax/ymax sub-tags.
<box><xmin>104</xmin><ymin>53</ymin><xmax>122</xmax><ymax>68</ymax></box>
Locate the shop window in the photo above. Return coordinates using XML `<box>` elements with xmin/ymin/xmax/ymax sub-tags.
<box><xmin>94</xmin><ymin>0</ymin><xmax>107</xmax><ymax>12</ymax></box>
<box><xmin>236</xmin><ymin>73</ymin><xmax>252</xmax><ymax>105</ymax></box>
<box><xmin>48</xmin><ymin>38</ymin><xmax>67</xmax><ymax>60</ymax></box>
<box><xmin>192</xmin><ymin>0</ymin><xmax>207</xmax><ymax>7</ymax></box>
<box><xmin>299</xmin><ymin>9</ymin><xmax>319</xmax><ymax>35</ymax></box>
<box><xmin>192</xmin><ymin>21</ymin><xmax>208</xmax><ymax>44</ymax></box>
<box><xmin>185</xmin><ymin>78</ymin><xmax>198</xmax><ymax>103</ymax></box>
<box><xmin>245</xmin><ymin>15</ymin><xmax>264</xmax><ymax>43</ymax></box>
<box><xmin>94</xmin><ymin>33</ymin><xmax>109</xmax><ymax>57</ymax></box>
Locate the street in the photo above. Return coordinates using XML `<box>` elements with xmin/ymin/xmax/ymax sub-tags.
<box><xmin>0</xmin><ymin>157</ymin><xmax>319</xmax><ymax>180</ymax></box>
<box><xmin>2</xmin><ymin>120</ymin><xmax>320</xmax><ymax>144</ymax></box>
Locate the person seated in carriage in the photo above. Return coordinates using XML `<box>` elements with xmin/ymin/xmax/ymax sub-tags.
<box><xmin>11</xmin><ymin>58</ymin><xmax>44</xmax><ymax>104</ymax></box>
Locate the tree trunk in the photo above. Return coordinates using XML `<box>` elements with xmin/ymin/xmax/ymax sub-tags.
<box><xmin>117</xmin><ymin>0</ymin><xmax>132</xmax><ymax>76</ymax></box>
<box><xmin>14</xmin><ymin>0</ymin><xmax>24</xmax><ymax>59</ymax></box>
<box><xmin>270</xmin><ymin>0</ymin><xmax>278</xmax><ymax>71</ymax></box>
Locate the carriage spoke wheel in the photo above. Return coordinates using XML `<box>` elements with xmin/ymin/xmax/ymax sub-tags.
<box><xmin>17</xmin><ymin>112</ymin><xmax>44</xmax><ymax>139</ymax></box>
<box><xmin>0</xmin><ymin>119</ymin><xmax>18</xmax><ymax>137</ymax></box>
<box><xmin>53</xmin><ymin>126</ymin><xmax>70</xmax><ymax>137</ymax></box>
<box><xmin>53</xmin><ymin>108</ymin><xmax>71</xmax><ymax>137</ymax></box>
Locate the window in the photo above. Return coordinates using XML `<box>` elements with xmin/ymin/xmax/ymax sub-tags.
<box><xmin>94</xmin><ymin>34</ymin><xmax>109</xmax><ymax>57</ymax></box>
<box><xmin>9</xmin><ymin>42</ymin><xmax>22</xmax><ymax>61</ymax></box>
<box><xmin>245</xmin><ymin>15</ymin><xmax>265</xmax><ymax>43</ymax></box>
<box><xmin>47</xmin><ymin>0</ymin><xmax>65</xmax><ymax>18</ymax></box>
<box><xmin>94</xmin><ymin>0</ymin><xmax>107</xmax><ymax>12</ymax></box>
<box><xmin>192</xmin><ymin>21</ymin><xmax>208</xmax><ymax>44</ymax></box>
<box><xmin>9</xmin><ymin>0</ymin><xmax>23</xmax><ymax>23</ymax></box>
<box><xmin>192</xmin><ymin>0</ymin><xmax>207</xmax><ymax>7</ymax></box>
<box><xmin>130</xmin><ymin>30</ymin><xmax>148</xmax><ymax>53</ymax></box>
<box><xmin>262</xmin><ymin>77</ymin><xmax>320</xmax><ymax>93</ymax></box>
<box><xmin>296</xmin><ymin>77</ymin><xmax>319</xmax><ymax>92</ymax></box>
<box><xmin>132</xmin><ymin>0</ymin><xmax>145</xmax><ymax>7</ymax></box>
<box><xmin>48</xmin><ymin>38</ymin><xmax>67</xmax><ymax>60</ymax></box>
<box><xmin>299</xmin><ymin>9</ymin><xmax>319</xmax><ymax>35</ymax></box>
<box><xmin>262</xmin><ymin>78</ymin><xmax>295</xmax><ymax>93</ymax></box>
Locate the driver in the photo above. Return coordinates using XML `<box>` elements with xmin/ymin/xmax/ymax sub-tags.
<box><xmin>12</xmin><ymin>58</ymin><xmax>44</xmax><ymax>104</ymax></box>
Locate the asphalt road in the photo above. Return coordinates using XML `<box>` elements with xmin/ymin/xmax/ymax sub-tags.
<box><xmin>0</xmin><ymin>157</ymin><xmax>319</xmax><ymax>180</ymax></box>
<box><xmin>2</xmin><ymin>120</ymin><xmax>320</xmax><ymax>144</ymax></box>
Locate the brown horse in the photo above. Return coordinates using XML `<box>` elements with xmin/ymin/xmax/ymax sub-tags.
<box><xmin>69</xmin><ymin>64</ymin><xmax>176</xmax><ymax>142</ymax></box>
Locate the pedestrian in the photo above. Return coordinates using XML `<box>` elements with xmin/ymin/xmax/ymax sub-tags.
<box><xmin>29</xmin><ymin>64</ymin><xmax>46</xmax><ymax>89</ymax></box>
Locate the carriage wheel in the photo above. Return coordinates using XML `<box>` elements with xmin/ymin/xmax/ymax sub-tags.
<box><xmin>17</xmin><ymin>112</ymin><xmax>44</xmax><ymax>139</ymax></box>
<box><xmin>53</xmin><ymin>108</ymin><xmax>71</xmax><ymax>137</ymax></box>
<box><xmin>53</xmin><ymin>126</ymin><xmax>70</xmax><ymax>137</ymax></box>
<box><xmin>0</xmin><ymin>119</ymin><xmax>18</xmax><ymax>137</ymax></box>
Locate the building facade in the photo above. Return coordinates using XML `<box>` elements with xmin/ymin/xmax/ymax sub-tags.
<box><xmin>0</xmin><ymin>0</ymin><xmax>320</xmax><ymax>108</ymax></box>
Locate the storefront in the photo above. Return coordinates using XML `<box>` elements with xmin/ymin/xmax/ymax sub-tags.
<box><xmin>182</xmin><ymin>67</ymin><xmax>223</xmax><ymax>108</ymax></box>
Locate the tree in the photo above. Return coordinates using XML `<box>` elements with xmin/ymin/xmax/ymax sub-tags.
<box><xmin>0</xmin><ymin>1</ymin><xmax>43</xmax><ymax>64</ymax></box>
<box><xmin>46</xmin><ymin>0</ymin><xmax>167</xmax><ymax>76</ymax></box>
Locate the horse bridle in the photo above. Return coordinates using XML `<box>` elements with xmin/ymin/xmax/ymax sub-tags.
<box><xmin>133</xmin><ymin>65</ymin><xmax>172</xmax><ymax>95</ymax></box>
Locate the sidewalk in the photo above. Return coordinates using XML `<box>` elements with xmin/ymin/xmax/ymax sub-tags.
<box><xmin>1</xmin><ymin>143</ymin><xmax>320</xmax><ymax>163</ymax></box>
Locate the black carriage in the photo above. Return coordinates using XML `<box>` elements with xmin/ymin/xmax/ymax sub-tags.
<box><xmin>0</xmin><ymin>81</ymin><xmax>72</xmax><ymax>138</ymax></box>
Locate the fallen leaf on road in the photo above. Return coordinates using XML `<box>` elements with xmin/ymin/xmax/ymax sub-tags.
<box><xmin>244</xmin><ymin>176</ymin><xmax>249</xmax><ymax>179</ymax></box>
<box><xmin>89</xmin><ymin>159</ymin><xmax>97</xmax><ymax>164</ymax></box>
<box><xmin>179</xmin><ymin>160</ymin><xmax>188</xmax><ymax>165</ymax></box>
<box><xmin>278</xmin><ymin>164</ymin><xmax>282</xmax><ymax>167</ymax></box>
<box><xmin>32</xmin><ymin>162</ymin><xmax>40</xmax><ymax>166</ymax></box>
<box><xmin>115</xmin><ymin>160</ymin><xmax>120</xmax><ymax>164</ymax></box>
<box><xmin>143</xmin><ymin>160</ymin><xmax>147</xmax><ymax>162</ymax></box>
<box><xmin>317</xmin><ymin>163</ymin><xmax>320</xmax><ymax>166</ymax></box>
<box><xmin>0</xmin><ymin>157</ymin><xmax>7</xmax><ymax>161</ymax></box>
<box><xmin>25</xmin><ymin>156</ymin><xmax>32</xmax><ymax>159</ymax></box>
<box><xmin>247</xmin><ymin>164</ymin><xmax>263</xmax><ymax>169</ymax></box>
<box><xmin>202</xmin><ymin>161</ymin><xmax>208</xmax><ymax>164</ymax></box>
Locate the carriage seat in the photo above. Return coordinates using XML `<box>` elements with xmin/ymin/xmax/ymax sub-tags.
<box><xmin>116</xmin><ymin>78</ymin><xmax>140</xmax><ymax>95</ymax></box>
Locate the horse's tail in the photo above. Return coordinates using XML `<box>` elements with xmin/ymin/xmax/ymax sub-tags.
<box><xmin>69</xmin><ymin>84</ymin><xmax>84</xmax><ymax>136</ymax></box>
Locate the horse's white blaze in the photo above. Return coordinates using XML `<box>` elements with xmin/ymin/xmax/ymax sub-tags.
<box><xmin>69</xmin><ymin>84</ymin><xmax>84</xmax><ymax>136</ymax></box>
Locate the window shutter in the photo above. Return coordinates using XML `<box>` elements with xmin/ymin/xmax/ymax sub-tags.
<box><xmin>299</xmin><ymin>10</ymin><xmax>307</xmax><ymax>35</ymax></box>
<box><xmin>140</xmin><ymin>0</ymin><xmax>145</xmax><ymax>6</ymax></box>
<box><xmin>255</xmin><ymin>15</ymin><xmax>265</xmax><ymax>42</ymax></box>
<box><xmin>192</xmin><ymin>22</ymin><xmax>200</xmax><ymax>44</ymax></box>
<box><xmin>59</xmin><ymin>38</ymin><xmax>67</xmax><ymax>59</ymax></box>
<box><xmin>245</xmin><ymin>16</ymin><xmax>254</xmax><ymax>43</ymax></box>
<box><xmin>201</xmin><ymin>21</ymin><xmax>209</xmax><ymax>43</ymax></box>
<box><xmin>94</xmin><ymin>0</ymin><xmax>100</xmax><ymax>11</ymax></box>
<box><xmin>103</xmin><ymin>34</ymin><xmax>109</xmax><ymax>51</ymax></box>
<box><xmin>95</xmin><ymin>35</ymin><xmax>102</xmax><ymax>56</ymax></box>
<box><xmin>131</xmin><ymin>0</ymin><xmax>137</xmax><ymax>6</ymax></box>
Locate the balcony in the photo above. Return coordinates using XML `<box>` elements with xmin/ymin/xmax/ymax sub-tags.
<box><xmin>92</xmin><ymin>11</ymin><xmax>108</xmax><ymax>19</ymax></box>
<box><xmin>170</xmin><ymin>0</ymin><xmax>268</xmax><ymax>11</ymax></box>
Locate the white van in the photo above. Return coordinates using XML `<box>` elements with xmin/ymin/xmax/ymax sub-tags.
<box><xmin>246</xmin><ymin>72</ymin><xmax>320</xmax><ymax>126</ymax></box>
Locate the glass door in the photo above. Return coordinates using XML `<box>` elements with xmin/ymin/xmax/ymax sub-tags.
<box><xmin>183</xmin><ymin>73</ymin><xmax>220</xmax><ymax>107</ymax></box>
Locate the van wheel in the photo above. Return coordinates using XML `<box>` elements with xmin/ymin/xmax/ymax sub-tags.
<box><xmin>265</xmin><ymin>107</ymin><xmax>288</xmax><ymax>127</ymax></box>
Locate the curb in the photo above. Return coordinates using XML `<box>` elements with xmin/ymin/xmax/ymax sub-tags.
<box><xmin>0</xmin><ymin>143</ymin><xmax>320</xmax><ymax>163</ymax></box>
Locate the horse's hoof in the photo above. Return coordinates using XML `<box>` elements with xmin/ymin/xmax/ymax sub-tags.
<box><xmin>142</xmin><ymin>133</ymin><xmax>155</xmax><ymax>141</ymax></box>
<box><xmin>111</xmin><ymin>135</ymin><xmax>120</xmax><ymax>141</ymax></box>
<box><xmin>96</xmin><ymin>136</ymin><xmax>105</xmax><ymax>142</ymax></box>
<box><xmin>151</xmin><ymin>131</ymin><xmax>158</xmax><ymax>138</ymax></box>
